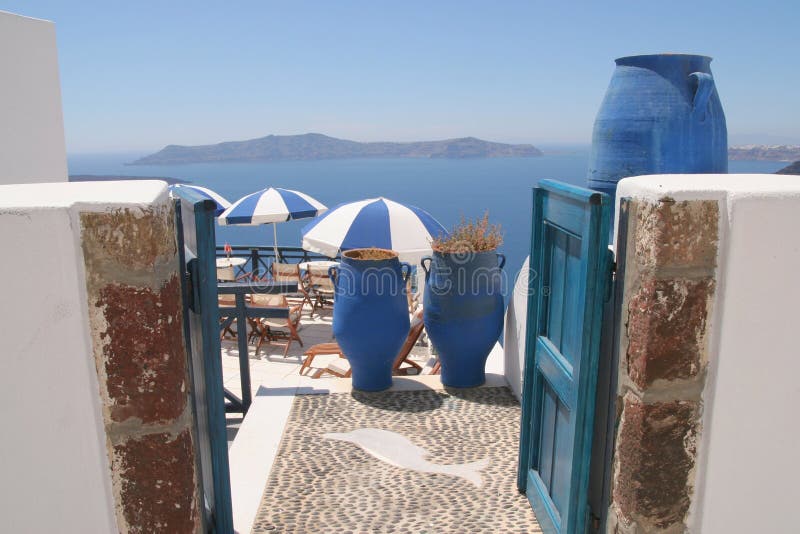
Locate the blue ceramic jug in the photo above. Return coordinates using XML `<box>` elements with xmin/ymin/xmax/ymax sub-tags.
<box><xmin>421</xmin><ymin>250</ymin><xmax>505</xmax><ymax>388</ymax></box>
<box><xmin>331</xmin><ymin>249</ymin><xmax>411</xmax><ymax>391</ymax></box>
<box><xmin>587</xmin><ymin>54</ymin><xmax>727</xmax><ymax>200</ymax></box>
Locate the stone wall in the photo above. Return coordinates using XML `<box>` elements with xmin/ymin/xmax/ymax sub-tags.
<box><xmin>0</xmin><ymin>181</ymin><xmax>202</xmax><ymax>533</ymax></box>
<box><xmin>608</xmin><ymin>195</ymin><xmax>719</xmax><ymax>533</ymax></box>
<box><xmin>607</xmin><ymin>174</ymin><xmax>800</xmax><ymax>533</ymax></box>
<box><xmin>81</xmin><ymin>202</ymin><xmax>202</xmax><ymax>533</ymax></box>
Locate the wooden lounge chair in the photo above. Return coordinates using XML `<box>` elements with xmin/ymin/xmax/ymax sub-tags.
<box><xmin>300</xmin><ymin>310</ymin><xmax>425</xmax><ymax>378</ymax></box>
<box><xmin>271</xmin><ymin>261</ymin><xmax>313</xmax><ymax>312</ymax></box>
<box><xmin>249</xmin><ymin>294</ymin><xmax>304</xmax><ymax>357</ymax></box>
<box><xmin>306</xmin><ymin>264</ymin><xmax>335</xmax><ymax>315</ymax></box>
<box><xmin>407</xmin><ymin>278</ymin><xmax>421</xmax><ymax>314</ymax></box>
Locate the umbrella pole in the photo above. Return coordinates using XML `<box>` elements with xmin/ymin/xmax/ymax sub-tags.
<box><xmin>272</xmin><ymin>224</ymin><xmax>279</xmax><ymax>263</ymax></box>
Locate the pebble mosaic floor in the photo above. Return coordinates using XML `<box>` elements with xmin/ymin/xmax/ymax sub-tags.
<box><xmin>252</xmin><ymin>386</ymin><xmax>541</xmax><ymax>533</ymax></box>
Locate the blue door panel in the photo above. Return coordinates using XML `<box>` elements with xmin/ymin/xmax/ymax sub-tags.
<box><xmin>518</xmin><ymin>179</ymin><xmax>611</xmax><ymax>534</ymax></box>
<box><xmin>539</xmin><ymin>384</ymin><xmax>558</xmax><ymax>490</ymax></box>
<box><xmin>561</xmin><ymin>236</ymin><xmax>584</xmax><ymax>364</ymax></box>
<box><xmin>550</xmin><ymin>400</ymin><xmax>572</xmax><ymax>514</ymax></box>
<box><xmin>535</xmin><ymin>338</ymin><xmax>574</xmax><ymax>410</ymax></box>
<box><xmin>541</xmin><ymin>195</ymin><xmax>587</xmax><ymax>237</ymax></box>
<box><xmin>546</xmin><ymin>227</ymin><xmax>566</xmax><ymax>349</ymax></box>
<box><xmin>528</xmin><ymin>470</ymin><xmax>562</xmax><ymax>532</ymax></box>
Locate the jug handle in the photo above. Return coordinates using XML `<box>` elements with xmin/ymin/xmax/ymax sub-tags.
<box><xmin>496</xmin><ymin>253</ymin><xmax>506</xmax><ymax>270</ymax></box>
<box><xmin>328</xmin><ymin>265</ymin><xmax>338</xmax><ymax>283</ymax></box>
<box><xmin>689</xmin><ymin>72</ymin><xmax>714</xmax><ymax>122</ymax></box>
<box><xmin>400</xmin><ymin>262</ymin><xmax>412</xmax><ymax>283</ymax></box>
<box><xmin>420</xmin><ymin>256</ymin><xmax>432</xmax><ymax>280</ymax></box>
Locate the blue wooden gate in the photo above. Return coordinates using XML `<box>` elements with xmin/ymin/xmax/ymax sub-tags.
<box><xmin>517</xmin><ymin>180</ymin><xmax>612</xmax><ymax>534</ymax></box>
<box><xmin>174</xmin><ymin>189</ymin><xmax>234</xmax><ymax>533</ymax></box>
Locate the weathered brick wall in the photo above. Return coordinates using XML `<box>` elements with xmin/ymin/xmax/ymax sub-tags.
<box><xmin>80</xmin><ymin>202</ymin><xmax>202</xmax><ymax>534</ymax></box>
<box><xmin>608</xmin><ymin>197</ymin><xmax>719</xmax><ymax>533</ymax></box>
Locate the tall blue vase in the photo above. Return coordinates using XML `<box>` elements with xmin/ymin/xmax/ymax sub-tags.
<box><xmin>588</xmin><ymin>54</ymin><xmax>728</xmax><ymax>201</ymax></box>
<box><xmin>331</xmin><ymin>249</ymin><xmax>411</xmax><ymax>392</ymax></box>
<box><xmin>421</xmin><ymin>250</ymin><xmax>505</xmax><ymax>388</ymax></box>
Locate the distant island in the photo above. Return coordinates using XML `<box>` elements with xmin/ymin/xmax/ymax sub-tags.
<box><xmin>129</xmin><ymin>133</ymin><xmax>544</xmax><ymax>165</ymax></box>
<box><xmin>776</xmin><ymin>161</ymin><xmax>800</xmax><ymax>175</ymax></box>
<box><xmin>729</xmin><ymin>145</ymin><xmax>800</xmax><ymax>161</ymax></box>
<box><xmin>69</xmin><ymin>174</ymin><xmax>187</xmax><ymax>184</ymax></box>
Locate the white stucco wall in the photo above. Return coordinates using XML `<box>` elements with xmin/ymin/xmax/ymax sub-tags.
<box><xmin>503</xmin><ymin>257</ymin><xmax>530</xmax><ymax>400</ymax></box>
<box><xmin>616</xmin><ymin>174</ymin><xmax>800</xmax><ymax>534</ymax></box>
<box><xmin>0</xmin><ymin>11</ymin><xmax>67</xmax><ymax>185</ymax></box>
<box><xmin>0</xmin><ymin>180</ymin><xmax>170</xmax><ymax>533</ymax></box>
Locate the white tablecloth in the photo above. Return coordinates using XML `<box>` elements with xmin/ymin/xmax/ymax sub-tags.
<box><xmin>216</xmin><ymin>257</ymin><xmax>247</xmax><ymax>268</ymax></box>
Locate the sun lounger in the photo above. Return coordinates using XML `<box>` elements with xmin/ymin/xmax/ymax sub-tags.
<box><xmin>300</xmin><ymin>310</ymin><xmax>425</xmax><ymax>378</ymax></box>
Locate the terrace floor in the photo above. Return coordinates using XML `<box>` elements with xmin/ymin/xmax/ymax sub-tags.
<box><xmin>221</xmin><ymin>302</ymin><xmax>536</xmax><ymax>533</ymax></box>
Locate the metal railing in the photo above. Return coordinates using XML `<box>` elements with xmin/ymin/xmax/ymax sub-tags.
<box><xmin>215</xmin><ymin>245</ymin><xmax>335</xmax><ymax>279</ymax></box>
<box><xmin>217</xmin><ymin>281</ymin><xmax>297</xmax><ymax>414</ymax></box>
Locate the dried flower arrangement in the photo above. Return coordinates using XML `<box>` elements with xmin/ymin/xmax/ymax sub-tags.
<box><xmin>343</xmin><ymin>247</ymin><xmax>398</xmax><ymax>260</ymax></box>
<box><xmin>431</xmin><ymin>212</ymin><xmax>503</xmax><ymax>253</ymax></box>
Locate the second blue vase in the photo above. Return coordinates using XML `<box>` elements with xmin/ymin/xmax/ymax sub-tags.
<box><xmin>422</xmin><ymin>250</ymin><xmax>505</xmax><ymax>388</ymax></box>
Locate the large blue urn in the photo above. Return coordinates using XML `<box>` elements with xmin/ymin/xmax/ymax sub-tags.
<box><xmin>588</xmin><ymin>54</ymin><xmax>727</xmax><ymax>200</ymax></box>
<box><xmin>422</xmin><ymin>250</ymin><xmax>505</xmax><ymax>388</ymax></box>
<box><xmin>331</xmin><ymin>249</ymin><xmax>411</xmax><ymax>391</ymax></box>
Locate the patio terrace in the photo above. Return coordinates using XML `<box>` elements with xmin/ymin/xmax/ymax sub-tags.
<box><xmin>219</xmin><ymin>295</ymin><xmax>526</xmax><ymax>533</ymax></box>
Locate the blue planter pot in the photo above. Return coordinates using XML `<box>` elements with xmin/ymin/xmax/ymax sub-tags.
<box><xmin>421</xmin><ymin>250</ymin><xmax>505</xmax><ymax>388</ymax></box>
<box><xmin>331</xmin><ymin>249</ymin><xmax>411</xmax><ymax>391</ymax></box>
<box><xmin>588</xmin><ymin>54</ymin><xmax>728</xmax><ymax>201</ymax></box>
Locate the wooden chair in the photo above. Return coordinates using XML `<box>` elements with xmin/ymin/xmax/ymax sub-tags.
<box><xmin>271</xmin><ymin>261</ymin><xmax>313</xmax><ymax>312</ymax></box>
<box><xmin>407</xmin><ymin>278</ymin><xmax>421</xmax><ymax>314</ymax></box>
<box><xmin>300</xmin><ymin>310</ymin><xmax>425</xmax><ymax>378</ymax></box>
<box><xmin>217</xmin><ymin>262</ymin><xmax>251</xmax><ymax>283</ymax></box>
<box><xmin>306</xmin><ymin>264</ymin><xmax>335</xmax><ymax>315</ymax></box>
<box><xmin>249</xmin><ymin>294</ymin><xmax>304</xmax><ymax>357</ymax></box>
<box><xmin>218</xmin><ymin>295</ymin><xmax>238</xmax><ymax>340</ymax></box>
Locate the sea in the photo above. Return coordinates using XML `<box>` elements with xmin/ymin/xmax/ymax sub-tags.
<box><xmin>68</xmin><ymin>150</ymin><xmax>786</xmax><ymax>283</ymax></box>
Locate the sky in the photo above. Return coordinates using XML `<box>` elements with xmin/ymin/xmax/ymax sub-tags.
<box><xmin>3</xmin><ymin>0</ymin><xmax>799</xmax><ymax>153</ymax></box>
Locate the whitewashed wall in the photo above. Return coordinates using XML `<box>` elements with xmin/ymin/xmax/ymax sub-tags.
<box><xmin>0</xmin><ymin>11</ymin><xmax>67</xmax><ymax>184</ymax></box>
<box><xmin>0</xmin><ymin>181</ymin><xmax>170</xmax><ymax>533</ymax></box>
<box><xmin>503</xmin><ymin>257</ymin><xmax>529</xmax><ymax>400</ymax></box>
<box><xmin>617</xmin><ymin>174</ymin><xmax>800</xmax><ymax>534</ymax></box>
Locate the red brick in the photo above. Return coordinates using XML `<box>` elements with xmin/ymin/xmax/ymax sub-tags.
<box><xmin>80</xmin><ymin>206</ymin><xmax>177</xmax><ymax>271</ymax></box>
<box><xmin>633</xmin><ymin>199</ymin><xmax>719</xmax><ymax>270</ymax></box>
<box><xmin>626</xmin><ymin>277</ymin><xmax>713</xmax><ymax>388</ymax></box>
<box><xmin>613</xmin><ymin>394</ymin><xmax>698</xmax><ymax>530</ymax></box>
<box><xmin>113</xmin><ymin>429</ymin><xmax>200</xmax><ymax>534</ymax></box>
<box><xmin>97</xmin><ymin>275</ymin><xmax>187</xmax><ymax>424</ymax></box>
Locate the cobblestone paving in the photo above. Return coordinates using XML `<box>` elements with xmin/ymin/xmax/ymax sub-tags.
<box><xmin>252</xmin><ymin>387</ymin><xmax>541</xmax><ymax>533</ymax></box>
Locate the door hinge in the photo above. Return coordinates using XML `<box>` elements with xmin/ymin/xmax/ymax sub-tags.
<box><xmin>591</xmin><ymin>514</ymin><xmax>601</xmax><ymax>533</ymax></box>
<box><xmin>604</xmin><ymin>258</ymin><xmax>616</xmax><ymax>303</ymax></box>
<box><xmin>186</xmin><ymin>257</ymin><xmax>202</xmax><ymax>313</ymax></box>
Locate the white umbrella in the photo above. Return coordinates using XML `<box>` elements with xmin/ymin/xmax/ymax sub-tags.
<box><xmin>301</xmin><ymin>197</ymin><xmax>447</xmax><ymax>262</ymax></box>
<box><xmin>219</xmin><ymin>187</ymin><xmax>327</xmax><ymax>259</ymax></box>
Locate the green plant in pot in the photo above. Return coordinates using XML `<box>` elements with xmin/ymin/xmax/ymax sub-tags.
<box><xmin>421</xmin><ymin>213</ymin><xmax>505</xmax><ymax>387</ymax></box>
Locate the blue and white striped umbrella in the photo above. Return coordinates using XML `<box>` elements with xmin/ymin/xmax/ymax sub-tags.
<box><xmin>169</xmin><ymin>184</ymin><xmax>231</xmax><ymax>216</ymax></box>
<box><xmin>218</xmin><ymin>187</ymin><xmax>327</xmax><ymax>226</ymax></box>
<box><xmin>301</xmin><ymin>197</ymin><xmax>447</xmax><ymax>262</ymax></box>
<box><xmin>219</xmin><ymin>187</ymin><xmax>328</xmax><ymax>259</ymax></box>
